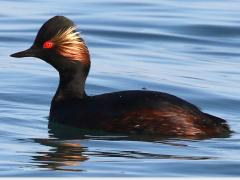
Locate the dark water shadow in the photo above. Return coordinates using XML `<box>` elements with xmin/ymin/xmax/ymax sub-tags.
<box><xmin>32</xmin><ymin>138</ymin><xmax>88</xmax><ymax>172</ymax></box>
<box><xmin>23</xmin><ymin>121</ymin><xmax>227</xmax><ymax>172</ymax></box>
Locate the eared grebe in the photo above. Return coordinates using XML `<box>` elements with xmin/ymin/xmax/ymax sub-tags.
<box><xmin>10</xmin><ymin>16</ymin><xmax>231</xmax><ymax>138</ymax></box>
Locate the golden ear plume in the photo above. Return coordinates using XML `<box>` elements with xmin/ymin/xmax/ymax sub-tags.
<box><xmin>51</xmin><ymin>26</ymin><xmax>90</xmax><ymax>64</ymax></box>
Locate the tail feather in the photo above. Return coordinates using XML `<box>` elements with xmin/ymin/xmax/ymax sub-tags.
<box><xmin>203</xmin><ymin>113</ymin><xmax>232</xmax><ymax>135</ymax></box>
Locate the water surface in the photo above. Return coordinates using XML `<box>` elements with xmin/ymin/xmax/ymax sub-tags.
<box><xmin>0</xmin><ymin>0</ymin><xmax>240</xmax><ymax>177</ymax></box>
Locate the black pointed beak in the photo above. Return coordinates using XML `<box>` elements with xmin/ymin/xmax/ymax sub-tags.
<box><xmin>10</xmin><ymin>47</ymin><xmax>41</xmax><ymax>58</ymax></box>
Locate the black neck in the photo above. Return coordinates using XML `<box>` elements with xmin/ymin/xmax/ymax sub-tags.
<box><xmin>53</xmin><ymin>62</ymin><xmax>90</xmax><ymax>102</ymax></box>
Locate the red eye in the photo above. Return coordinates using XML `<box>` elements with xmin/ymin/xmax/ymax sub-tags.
<box><xmin>43</xmin><ymin>41</ymin><xmax>54</xmax><ymax>49</ymax></box>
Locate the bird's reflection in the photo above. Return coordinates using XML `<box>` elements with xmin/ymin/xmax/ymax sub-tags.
<box><xmin>32</xmin><ymin>139</ymin><xmax>88</xmax><ymax>171</ymax></box>
<box><xmin>31</xmin><ymin>122</ymin><xmax>90</xmax><ymax>171</ymax></box>
<box><xmin>30</xmin><ymin>121</ymin><xmax>219</xmax><ymax>172</ymax></box>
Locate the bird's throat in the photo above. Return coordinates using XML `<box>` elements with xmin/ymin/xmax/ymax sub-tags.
<box><xmin>53</xmin><ymin>64</ymin><xmax>89</xmax><ymax>102</ymax></box>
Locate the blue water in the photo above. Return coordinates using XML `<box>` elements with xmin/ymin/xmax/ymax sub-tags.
<box><xmin>0</xmin><ymin>0</ymin><xmax>240</xmax><ymax>177</ymax></box>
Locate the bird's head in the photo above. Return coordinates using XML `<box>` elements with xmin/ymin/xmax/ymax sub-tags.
<box><xmin>11</xmin><ymin>16</ymin><xmax>90</xmax><ymax>71</ymax></box>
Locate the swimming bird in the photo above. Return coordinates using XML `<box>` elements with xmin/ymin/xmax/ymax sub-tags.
<box><xmin>10</xmin><ymin>16</ymin><xmax>231</xmax><ymax>138</ymax></box>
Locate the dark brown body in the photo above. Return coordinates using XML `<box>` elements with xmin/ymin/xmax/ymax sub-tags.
<box><xmin>50</xmin><ymin>90</ymin><xmax>230</xmax><ymax>138</ymax></box>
